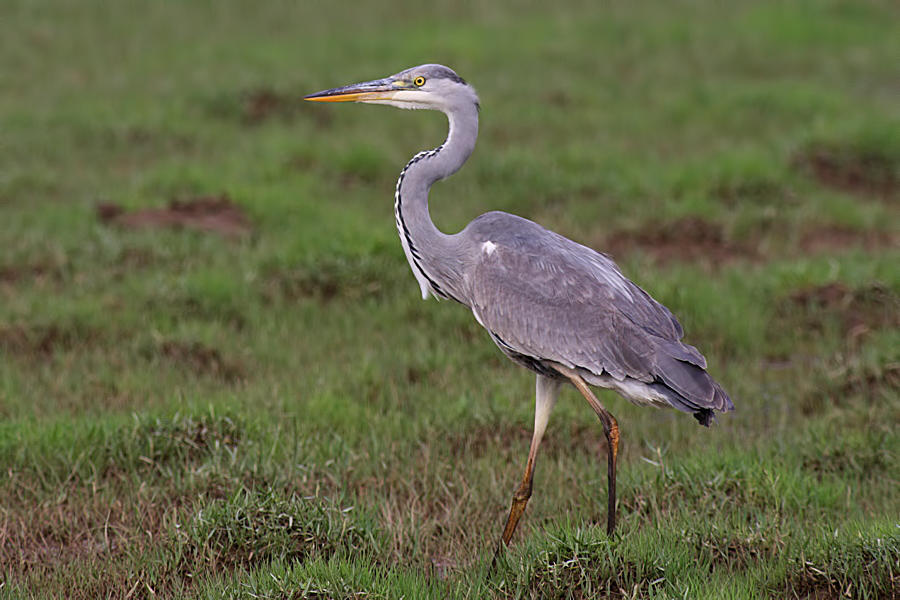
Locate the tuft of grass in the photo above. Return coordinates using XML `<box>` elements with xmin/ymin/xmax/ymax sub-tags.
<box><xmin>177</xmin><ymin>486</ymin><xmax>383</xmax><ymax>572</ymax></box>
<box><xmin>260</xmin><ymin>252</ymin><xmax>408</xmax><ymax>305</ymax></box>
<box><xmin>779</xmin><ymin>523</ymin><xmax>900</xmax><ymax>600</ymax></box>
<box><xmin>0</xmin><ymin>410</ymin><xmax>245</xmax><ymax>487</ymax></box>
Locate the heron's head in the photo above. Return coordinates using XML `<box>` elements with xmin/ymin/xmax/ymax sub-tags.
<box><xmin>305</xmin><ymin>64</ymin><xmax>479</xmax><ymax>113</ymax></box>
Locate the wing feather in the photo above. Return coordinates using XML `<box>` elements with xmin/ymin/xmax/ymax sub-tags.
<box><xmin>462</xmin><ymin>212</ymin><xmax>732</xmax><ymax>416</ymax></box>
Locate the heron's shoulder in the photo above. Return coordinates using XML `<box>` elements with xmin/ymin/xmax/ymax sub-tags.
<box><xmin>465</xmin><ymin>211</ymin><xmax>570</xmax><ymax>253</ymax></box>
<box><xmin>465</xmin><ymin>211</ymin><xmax>618</xmax><ymax>270</ymax></box>
<box><xmin>466</xmin><ymin>211</ymin><xmax>544</xmax><ymax>238</ymax></box>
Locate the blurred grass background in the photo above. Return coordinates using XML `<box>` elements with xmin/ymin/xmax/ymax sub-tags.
<box><xmin>1</xmin><ymin>1</ymin><xmax>898</xmax><ymax>598</ymax></box>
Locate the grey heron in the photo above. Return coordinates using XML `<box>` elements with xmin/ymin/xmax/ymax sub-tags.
<box><xmin>305</xmin><ymin>64</ymin><xmax>734</xmax><ymax>560</ymax></box>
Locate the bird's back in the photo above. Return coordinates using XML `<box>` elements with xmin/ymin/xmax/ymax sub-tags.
<box><xmin>458</xmin><ymin>211</ymin><xmax>733</xmax><ymax>424</ymax></box>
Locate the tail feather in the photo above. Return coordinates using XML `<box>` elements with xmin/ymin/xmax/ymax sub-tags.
<box><xmin>650</xmin><ymin>345</ymin><xmax>734</xmax><ymax>426</ymax></box>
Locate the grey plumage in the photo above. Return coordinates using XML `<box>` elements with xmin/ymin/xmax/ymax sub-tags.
<box><xmin>461</xmin><ymin>212</ymin><xmax>732</xmax><ymax>426</ymax></box>
<box><xmin>306</xmin><ymin>63</ymin><xmax>734</xmax><ymax>557</ymax></box>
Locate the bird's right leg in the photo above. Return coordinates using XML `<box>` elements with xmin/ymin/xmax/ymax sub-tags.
<box><xmin>491</xmin><ymin>375</ymin><xmax>562</xmax><ymax>567</ymax></box>
<box><xmin>552</xmin><ymin>363</ymin><xmax>619</xmax><ymax>536</ymax></box>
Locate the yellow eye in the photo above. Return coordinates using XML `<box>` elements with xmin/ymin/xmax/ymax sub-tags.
<box><xmin>413</xmin><ymin>76</ymin><xmax>426</xmax><ymax>87</ymax></box>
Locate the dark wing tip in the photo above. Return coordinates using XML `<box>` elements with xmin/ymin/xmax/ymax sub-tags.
<box><xmin>693</xmin><ymin>409</ymin><xmax>714</xmax><ymax>427</ymax></box>
<box><xmin>693</xmin><ymin>384</ymin><xmax>735</xmax><ymax>427</ymax></box>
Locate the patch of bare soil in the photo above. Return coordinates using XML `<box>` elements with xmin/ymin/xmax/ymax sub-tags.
<box><xmin>787</xmin><ymin>282</ymin><xmax>900</xmax><ymax>340</ymax></box>
<box><xmin>97</xmin><ymin>194</ymin><xmax>252</xmax><ymax>238</ymax></box>
<box><xmin>155</xmin><ymin>340</ymin><xmax>245</xmax><ymax>382</ymax></box>
<box><xmin>793</xmin><ymin>144</ymin><xmax>899</xmax><ymax>200</ymax></box>
<box><xmin>601</xmin><ymin>216</ymin><xmax>756</xmax><ymax>268</ymax></box>
<box><xmin>0</xmin><ymin>323</ymin><xmax>99</xmax><ymax>358</ymax></box>
<box><xmin>0</xmin><ymin>262</ymin><xmax>63</xmax><ymax>287</ymax></box>
<box><xmin>797</xmin><ymin>225</ymin><xmax>899</xmax><ymax>255</ymax></box>
<box><xmin>0</xmin><ymin>474</ymin><xmax>178</xmax><ymax>590</ymax></box>
<box><xmin>784</xmin><ymin>580</ymin><xmax>847</xmax><ymax>600</ymax></box>
<box><xmin>754</xmin><ymin>221</ymin><xmax>897</xmax><ymax>260</ymax></box>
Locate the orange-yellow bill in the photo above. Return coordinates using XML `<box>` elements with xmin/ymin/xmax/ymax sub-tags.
<box><xmin>304</xmin><ymin>77</ymin><xmax>396</xmax><ymax>103</ymax></box>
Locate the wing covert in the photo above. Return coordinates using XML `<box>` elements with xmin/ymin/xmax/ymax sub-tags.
<box><xmin>465</xmin><ymin>215</ymin><xmax>691</xmax><ymax>384</ymax></box>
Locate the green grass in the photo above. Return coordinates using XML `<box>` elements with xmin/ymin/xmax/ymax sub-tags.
<box><xmin>2</xmin><ymin>0</ymin><xmax>899</xmax><ymax>598</ymax></box>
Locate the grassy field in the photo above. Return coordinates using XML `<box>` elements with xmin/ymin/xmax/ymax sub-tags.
<box><xmin>2</xmin><ymin>1</ymin><xmax>899</xmax><ymax>598</ymax></box>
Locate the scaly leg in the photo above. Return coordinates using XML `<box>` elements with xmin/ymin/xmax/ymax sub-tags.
<box><xmin>492</xmin><ymin>375</ymin><xmax>562</xmax><ymax>566</ymax></box>
<box><xmin>552</xmin><ymin>363</ymin><xmax>619</xmax><ymax>535</ymax></box>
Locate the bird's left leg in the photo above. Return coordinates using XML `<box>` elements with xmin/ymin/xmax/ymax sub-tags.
<box><xmin>552</xmin><ymin>363</ymin><xmax>619</xmax><ymax>536</ymax></box>
<box><xmin>492</xmin><ymin>375</ymin><xmax>562</xmax><ymax>566</ymax></box>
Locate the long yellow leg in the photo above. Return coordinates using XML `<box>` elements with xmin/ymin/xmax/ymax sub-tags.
<box><xmin>552</xmin><ymin>363</ymin><xmax>620</xmax><ymax>535</ymax></box>
<box><xmin>492</xmin><ymin>375</ymin><xmax>562</xmax><ymax>566</ymax></box>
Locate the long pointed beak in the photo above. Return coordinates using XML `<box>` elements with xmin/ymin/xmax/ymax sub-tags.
<box><xmin>304</xmin><ymin>77</ymin><xmax>397</xmax><ymax>103</ymax></box>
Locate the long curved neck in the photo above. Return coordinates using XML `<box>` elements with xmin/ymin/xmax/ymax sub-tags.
<box><xmin>394</xmin><ymin>103</ymin><xmax>478</xmax><ymax>303</ymax></box>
